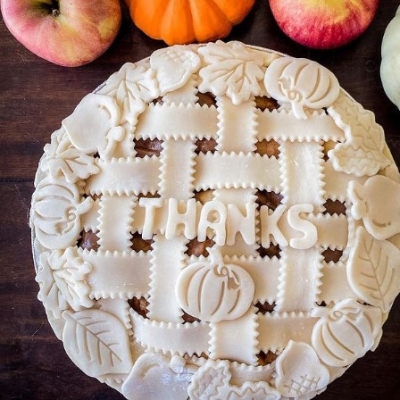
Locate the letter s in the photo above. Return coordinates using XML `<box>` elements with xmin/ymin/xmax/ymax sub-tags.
<box><xmin>287</xmin><ymin>204</ymin><xmax>318</xmax><ymax>250</ymax></box>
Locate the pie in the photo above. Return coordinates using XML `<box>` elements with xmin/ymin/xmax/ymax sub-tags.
<box><xmin>30</xmin><ymin>41</ymin><xmax>400</xmax><ymax>400</ymax></box>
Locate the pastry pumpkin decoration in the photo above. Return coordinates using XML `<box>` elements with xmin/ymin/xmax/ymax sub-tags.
<box><xmin>125</xmin><ymin>0</ymin><xmax>256</xmax><ymax>45</ymax></box>
<box><xmin>175</xmin><ymin>247</ymin><xmax>255</xmax><ymax>323</ymax></box>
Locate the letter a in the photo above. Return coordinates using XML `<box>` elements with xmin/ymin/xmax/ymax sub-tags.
<box><xmin>198</xmin><ymin>200</ymin><xmax>227</xmax><ymax>246</ymax></box>
<box><xmin>165</xmin><ymin>198</ymin><xmax>197</xmax><ymax>240</ymax></box>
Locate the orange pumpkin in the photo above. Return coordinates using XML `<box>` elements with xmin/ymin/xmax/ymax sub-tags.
<box><xmin>125</xmin><ymin>0</ymin><xmax>256</xmax><ymax>45</ymax></box>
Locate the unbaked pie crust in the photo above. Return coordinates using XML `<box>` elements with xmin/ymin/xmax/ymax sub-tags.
<box><xmin>30</xmin><ymin>41</ymin><xmax>400</xmax><ymax>400</ymax></box>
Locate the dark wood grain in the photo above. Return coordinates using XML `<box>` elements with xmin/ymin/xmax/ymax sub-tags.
<box><xmin>1</xmin><ymin>1</ymin><xmax>399</xmax><ymax>399</ymax></box>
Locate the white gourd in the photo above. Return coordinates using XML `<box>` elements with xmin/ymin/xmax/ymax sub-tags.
<box><xmin>381</xmin><ymin>6</ymin><xmax>400</xmax><ymax>109</ymax></box>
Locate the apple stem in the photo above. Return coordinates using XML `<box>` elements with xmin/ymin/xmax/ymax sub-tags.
<box><xmin>51</xmin><ymin>0</ymin><xmax>60</xmax><ymax>17</ymax></box>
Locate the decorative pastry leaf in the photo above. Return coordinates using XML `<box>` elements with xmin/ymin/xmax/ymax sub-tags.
<box><xmin>347</xmin><ymin>227</ymin><xmax>400</xmax><ymax>312</ymax></box>
<box><xmin>328</xmin><ymin>95</ymin><xmax>390</xmax><ymax>176</ymax></box>
<box><xmin>62</xmin><ymin>309</ymin><xmax>133</xmax><ymax>378</ymax></box>
<box><xmin>105</xmin><ymin>63</ymin><xmax>158</xmax><ymax>126</ymax></box>
<box><xmin>118</xmin><ymin>83</ymin><xmax>145</xmax><ymax>125</ymax></box>
<box><xmin>41</xmin><ymin>128</ymin><xmax>99</xmax><ymax>183</ymax></box>
<box><xmin>226</xmin><ymin>384</ymin><xmax>280</xmax><ymax>400</ymax></box>
<box><xmin>51</xmin><ymin>250</ymin><xmax>93</xmax><ymax>307</ymax></box>
<box><xmin>199</xmin><ymin>41</ymin><xmax>268</xmax><ymax>105</ymax></box>
<box><xmin>189</xmin><ymin>361</ymin><xmax>230</xmax><ymax>400</ymax></box>
<box><xmin>124</xmin><ymin>64</ymin><xmax>159</xmax><ymax>102</ymax></box>
<box><xmin>36</xmin><ymin>248</ymin><xmax>93</xmax><ymax>318</ymax></box>
<box><xmin>188</xmin><ymin>359</ymin><xmax>280</xmax><ymax>400</ymax></box>
<box><xmin>37</xmin><ymin>252</ymin><xmax>68</xmax><ymax>317</ymax></box>
<box><xmin>331</xmin><ymin>143</ymin><xmax>388</xmax><ymax>177</ymax></box>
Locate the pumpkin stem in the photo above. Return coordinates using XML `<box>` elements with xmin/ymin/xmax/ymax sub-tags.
<box><xmin>207</xmin><ymin>246</ymin><xmax>224</xmax><ymax>267</ymax></box>
<box><xmin>76</xmin><ymin>196</ymin><xmax>94</xmax><ymax>215</ymax></box>
<box><xmin>291</xmin><ymin>101</ymin><xmax>308</xmax><ymax>120</ymax></box>
<box><xmin>310</xmin><ymin>305</ymin><xmax>330</xmax><ymax>319</ymax></box>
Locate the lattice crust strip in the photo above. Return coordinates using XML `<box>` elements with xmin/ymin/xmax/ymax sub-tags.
<box><xmin>257</xmin><ymin>109</ymin><xmax>345</xmax><ymax>143</ymax></box>
<box><xmin>216</xmin><ymin>96</ymin><xmax>258</xmax><ymax>153</ymax></box>
<box><xmin>147</xmin><ymin>235</ymin><xmax>187</xmax><ymax>323</ymax></box>
<box><xmin>213</xmin><ymin>92</ymin><xmax>259</xmax><ymax>262</ymax></box>
<box><xmin>324</xmin><ymin>159</ymin><xmax>368</xmax><ymax>202</ymax></box>
<box><xmin>86</xmin><ymin>157</ymin><xmax>161</xmax><ymax>196</ymax></box>
<box><xmin>159</xmin><ymin>139</ymin><xmax>196</xmax><ymax>200</ymax></box>
<box><xmin>81</xmin><ymin>198</ymin><xmax>100</xmax><ymax>231</ymax></box>
<box><xmin>80</xmin><ymin>249</ymin><xmax>355</xmax><ymax>308</ymax></box>
<box><xmin>209</xmin><ymin>308</ymin><xmax>259</xmax><ymax>365</ymax></box>
<box><xmin>194</xmin><ymin>152</ymin><xmax>281</xmax><ymax>191</ymax></box>
<box><xmin>274</xmin><ymin>139</ymin><xmax>326</xmax><ymax>313</ymax></box>
<box><xmin>279</xmin><ymin>140</ymin><xmax>325</xmax><ymax>209</ymax></box>
<box><xmin>306</xmin><ymin>214</ymin><xmax>348</xmax><ymax>250</ymax></box>
<box><xmin>318</xmin><ymin>262</ymin><xmax>358</xmax><ymax>303</ymax></box>
<box><xmin>257</xmin><ymin>313</ymin><xmax>317</xmax><ymax>352</ymax></box>
<box><xmin>163</xmin><ymin>74</ymin><xmax>199</xmax><ymax>105</ymax></box>
<box><xmin>131</xmin><ymin>312</ymin><xmax>210</xmax><ymax>356</ymax></box>
<box><xmin>276</xmin><ymin>248</ymin><xmax>324</xmax><ymax>312</ymax></box>
<box><xmin>131</xmin><ymin>307</ymin><xmax>317</xmax><ymax>365</ymax></box>
<box><xmin>97</xmin><ymin>194</ymin><xmax>135</xmax><ymax>252</ymax></box>
<box><xmin>78</xmin><ymin>249</ymin><xmax>152</xmax><ymax>299</ymax></box>
<box><xmin>224</xmin><ymin>255</ymin><xmax>281</xmax><ymax>304</ymax></box>
<box><xmin>135</xmin><ymin>103</ymin><xmax>219</xmax><ymax>140</ymax></box>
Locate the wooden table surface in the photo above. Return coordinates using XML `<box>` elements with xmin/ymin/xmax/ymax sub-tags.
<box><xmin>1</xmin><ymin>1</ymin><xmax>400</xmax><ymax>399</ymax></box>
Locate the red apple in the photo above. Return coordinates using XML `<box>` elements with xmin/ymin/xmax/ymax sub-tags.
<box><xmin>1</xmin><ymin>0</ymin><xmax>122</xmax><ymax>67</ymax></box>
<box><xmin>269</xmin><ymin>0</ymin><xmax>379</xmax><ymax>49</ymax></box>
